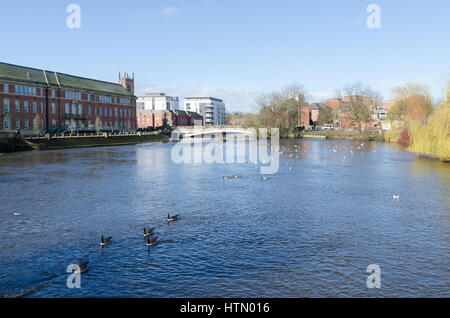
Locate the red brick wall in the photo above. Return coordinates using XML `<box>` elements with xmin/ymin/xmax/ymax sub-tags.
<box><xmin>0</xmin><ymin>81</ymin><xmax>136</xmax><ymax>133</ymax></box>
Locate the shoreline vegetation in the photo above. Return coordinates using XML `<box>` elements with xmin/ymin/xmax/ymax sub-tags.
<box><xmin>226</xmin><ymin>82</ymin><xmax>449</xmax><ymax>162</ymax></box>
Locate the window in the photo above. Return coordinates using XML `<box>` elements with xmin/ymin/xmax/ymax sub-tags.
<box><xmin>114</xmin><ymin>108</ymin><xmax>118</xmax><ymax>117</ymax></box>
<box><xmin>15</xmin><ymin>100</ymin><xmax>20</xmax><ymax>112</ymax></box>
<box><xmin>24</xmin><ymin>101</ymin><xmax>29</xmax><ymax>113</ymax></box>
<box><xmin>3</xmin><ymin>98</ymin><xmax>10</xmax><ymax>112</ymax></box>
<box><xmin>4</xmin><ymin>84</ymin><xmax>8</xmax><ymax>93</ymax></box>
<box><xmin>51</xmin><ymin>119</ymin><xmax>56</xmax><ymax>127</ymax></box>
<box><xmin>87</xmin><ymin>94</ymin><xmax>91</xmax><ymax>101</ymax></box>
<box><xmin>51</xmin><ymin>103</ymin><xmax>56</xmax><ymax>114</ymax></box>
<box><xmin>40</xmin><ymin>103</ymin><xmax>44</xmax><ymax>113</ymax></box>
<box><xmin>78</xmin><ymin>104</ymin><xmax>82</xmax><ymax>115</ymax></box>
<box><xmin>99</xmin><ymin>108</ymin><xmax>102</xmax><ymax>116</ymax></box>
<box><xmin>51</xmin><ymin>89</ymin><xmax>55</xmax><ymax>98</ymax></box>
<box><xmin>41</xmin><ymin>120</ymin><xmax>44</xmax><ymax>129</ymax></box>
<box><xmin>88</xmin><ymin>106</ymin><xmax>91</xmax><ymax>115</ymax></box>
<box><xmin>32</xmin><ymin>102</ymin><xmax>37</xmax><ymax>113</ymax></box>
<box><xmin>15</xmin><ymin>119</ymin><xmax>20</xmax><ymax>129</ymax></box>
<box><xmin>72</xmin><ymin>104</ymin><xmax>77</xmax><ymax>114</ymax></box>
<box><xmin>120</xmin><ymin>109</ymin><xmax>123</xmax><ymax>117</ymax></box>
<box><xmin>4</xmin><ymin>118</ymin><xmax>10</xmax><ymax>129</ymax></box>
<box><xmin>24</xmin><ymin>119</ymin><xmax>29</xmax><ymax>129</ymax></box>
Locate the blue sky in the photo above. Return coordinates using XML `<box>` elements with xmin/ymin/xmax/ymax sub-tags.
<box><xmin>0</xmin><ymin>0</ymin><xmax>449</xmax><ymax>112</ymax></box>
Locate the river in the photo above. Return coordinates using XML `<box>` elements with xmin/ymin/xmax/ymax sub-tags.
<box><xmin>0</xmin><ymin>139</ymin><xmax>448</xmax><ymax>297</ymax></box>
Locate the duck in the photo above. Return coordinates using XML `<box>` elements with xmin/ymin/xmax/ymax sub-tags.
<box><xmin>223</xmin><ymin>176</ymin><xmax>230</xmax><ymax>180</ymax></box>
<box><xmin>393</xmin><ymin>195</ymin><xmax>400</xmax><ymax>200</ymax></box>
<box><xmin>144</xmin><ymin>227</ymin><xmax>155</xmax><ymax>237</ymax></box>
<box><xmin>100</xmin><ymin>235</ymin><xmax>112</xmax><ymax>247</ymax></box>
<box><xmin>167</xmin><ymin>214</ymin><xmax>179</xmax><ymax>222</ymax></box>
<box><xmin>260</xmin><ymin>177</ymin><xmax>268</xmax><ymax>181</ymax></box>
<box><xmin>13</xmin><ymin>212</ymin><xmax>22</xmax><ymax>216</ymax></box>
<box><xmin>78</xmin><ymin>261</ymin><xmax>89</xmax><ymax>273</ymax></box>
<box><xmin>232</xmin><ymin>175</ymin><xmax>240</xmax><ymax>179</ymax></box>
<box><xmin>147</xmin><ymin>236</ymin><xmax>158</xmax><ymax>246</ymax></box>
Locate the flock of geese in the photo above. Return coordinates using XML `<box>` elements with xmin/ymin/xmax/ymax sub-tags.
<box><xmin>77</xmin><ymin>213</ymin><xmax>180</xmax><ymax>274</ymax></box>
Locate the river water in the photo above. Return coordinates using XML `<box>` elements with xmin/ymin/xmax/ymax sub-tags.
<box><xmin>0</xmin><ymin>139</ymin><xmax>448</xmax><ymax>297</ymax></box>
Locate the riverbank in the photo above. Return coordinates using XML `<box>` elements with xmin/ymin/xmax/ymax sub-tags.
<box><xmin>299</xmin><ymin>130</ymin><xmax>385</xmax><ymax>141</ymax></box>
<box><xmin>0</xmin><ymin>132</ymin><xmax>170</xmax><ymax>153</ymax></box>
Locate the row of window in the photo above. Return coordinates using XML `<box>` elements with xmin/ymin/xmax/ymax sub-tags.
<box><xmin>14</xmin><ymin>85</ymin><xmax>41</xmax><ymax>96</ymax></box>
<box><xmin>2</xmin><ymin>83</ymin><xmax>133</xmax><ymax>105</ymax></box>
<box><xmin>64</xmin><ymin>103</ymin><xmax>135</xmax><ymax>118</ymax></box>
<box><xmin>3</xmin><ymin>98</ymin><xmax>49</xmax><ymax>114</ymax></box>
<box><xmin>2</xmin><ymin>98</ymin><xmax>134</xmax><ymax>118</ymax></box>
<box><xmin>3</xmin><ymin>117</ymin><xmax>136</xmax><ymax>130</ymax></box>
<box><xmin>3</xmin><ymin>118</ymin><xmax>44</xmax><ymax>130</ymax></box>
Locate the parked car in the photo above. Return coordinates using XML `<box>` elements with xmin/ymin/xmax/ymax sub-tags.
<box><xmin>322</xmin><ymin>124</ymin><xmax>334</xmax><ymax>130</ymax></box>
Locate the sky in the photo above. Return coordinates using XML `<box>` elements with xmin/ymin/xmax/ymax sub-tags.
<box><xmin>0</xmin><ymin>0</ymin><xmax>449</xmax><ymax>112</ymax></box>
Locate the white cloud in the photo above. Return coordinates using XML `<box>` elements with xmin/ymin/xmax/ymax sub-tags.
<box><xmin>162</xmin><ymin>6</ymin><xmax>180</xmax><ymax>16</ymax></box>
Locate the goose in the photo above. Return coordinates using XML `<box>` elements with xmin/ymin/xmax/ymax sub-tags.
<box><xmin>144</xmin><ymin>227</ymin><xmax>155</xmax><ymax>237</ymax></box>
<box><xmin>147</xmin><ymin>236</ymin><xmax>158</xmax><ymax>246</ymax></box>
<box><xmin>393</xmin><ymin>195</ymin><xmax>400</xmax><ymax>200</ymax></box>
<box><xmin>167</xmin><ymin>214</ymin><xmax>179</xmax><ymax>222</ymax></box>
<box><xmin>13</xmin><ymin>212</ymin><xmax>22</xmax><ymax>216</ymax></box>
<box><xmin>78</xmin><ymin>262</ymin><xmax>89</xmax><ymax>273</ymax></box>
<box><xmin>100</xmin><ymin>235</ymin><xmax>112</xmax><ymax>247</ymax></box>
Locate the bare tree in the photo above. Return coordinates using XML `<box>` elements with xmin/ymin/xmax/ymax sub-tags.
<box><xmin>341</xmin><ymin>82</ymin><xmax>379</xmax><ymax>132</ymax></box>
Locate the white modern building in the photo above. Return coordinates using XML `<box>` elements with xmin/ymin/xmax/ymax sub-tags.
<box><xmin>137</xmin><ymin>93</ymin><xmax>181</xmax><ymax>111</ymax></box>
<box><xmin>183</xmin><ymin>97</ymin><xmax>226</xmax><ymax>126</ymax></box>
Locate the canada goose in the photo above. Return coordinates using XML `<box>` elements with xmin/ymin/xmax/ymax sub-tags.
<box><xmin>147</xmin><ymin>236</ymin><xmax>158</xmax><ymax>246</ymax></box>
<box><xmin>78</xmin><ymin>262</ymin><xmax>89</xmax><ymax>273</ymax></box>
<box><xmin>13</xmin><ymin>212</ymin><xmax>22</xmax><ymax>216</ymax></box>
<box><xmin>167</xmin><ymin>214</ymin><xmax>179</xmax><ymax>222</ymax></box>
<box><xmin>100</xmin><ymin>235</ymin><xmax>112</xmax><ymax>247</ymax></box>
<box><xmin>393</xmin><ymin>195</ymin><xmax>400</xmax><ymax>200</ymax></box>
<box><xmin>144</xmin><ymin>227</ymin><xmax>155</xmax><ymax>237</ymax></box>
<box><xmin>261</xmin><ymin>177</ymin><xmax>268</xmax><ymax>181</ymax></box>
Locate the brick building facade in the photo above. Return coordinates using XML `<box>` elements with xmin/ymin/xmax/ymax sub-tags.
<box><xmin>137</xmin><ymin>109</ymin><xmax>203</xmax><ymax>129</ymax></box>
<box><xmin>0</xmin><ymin>62</ymin><xmax>136</xmax><ymax>135</ymax></box>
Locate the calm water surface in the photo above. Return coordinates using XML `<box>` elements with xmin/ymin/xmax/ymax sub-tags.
<box><xmin>0</xmin><ymin>139</ymin><xmax>449</xmax><ymax>297</ymax></box>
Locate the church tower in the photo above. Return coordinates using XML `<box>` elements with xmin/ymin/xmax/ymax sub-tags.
<box><xmin>118</xmin><ymin>72</ymin><xmax>135</xmax><ymax>94</ymax></box>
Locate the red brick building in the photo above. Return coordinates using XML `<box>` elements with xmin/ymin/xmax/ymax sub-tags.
<box><xmin>137</xmin><ymin>109</ymin><xmax>203</xmax><ymax>129</ymax></box>
<box><xmin>0</xmin><ymin>62</ymin><xmax>136</xmax><ymax>135</ymax></box>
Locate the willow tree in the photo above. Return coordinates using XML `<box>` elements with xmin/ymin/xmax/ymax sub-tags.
<box><xmin>408</xmin><ymin>90</ymin><xmax>449</xmax><ymax>160</ymax></box>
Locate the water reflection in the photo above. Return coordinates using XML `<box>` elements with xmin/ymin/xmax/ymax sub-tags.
<box><xmin>0</xmin><ymin>140</ymin><xmax>449</xmax><ymax>297</ymax></box>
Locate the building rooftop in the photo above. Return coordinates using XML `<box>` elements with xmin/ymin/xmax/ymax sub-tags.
<box><xmin>184</xmin><ymin>97</ymin><xmax>223</xmax><ymax>102</ymax></box>
<box><xmin>0</xmin><ymin>62</ymin><xmax>134</xmax><ymax>97</ymax></box>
